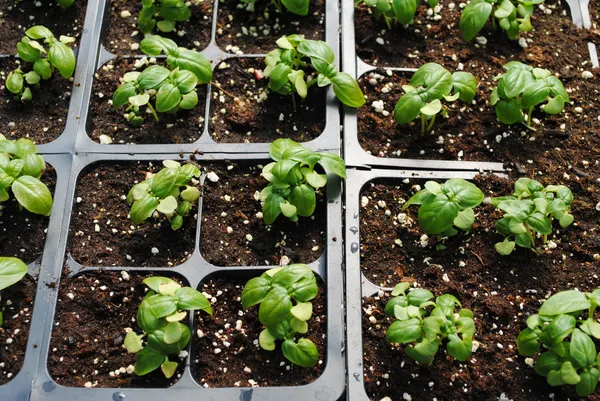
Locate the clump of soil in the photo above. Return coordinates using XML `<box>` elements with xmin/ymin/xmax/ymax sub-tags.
<box><xmin>0</xmin><ymin>166</ymin><xmax>56</xmax><ymax>264</ymax></box>
<box><xmin>0</xmin><ymin>0</ymin><xmax>87</xmax><ymax>54</ymax></box>
<box><xmin>69</xmin><ymin>162</ymin><xmax>196</xmax><ymax>268</ymax></box>
<box><xmin>200</xmin><ymin>162</ymin><xmax>326</xmax><ymax>266</ymax></box>
<box><xmin>193</xmin><ymin>275</ymin><xmax>326</xmax><ymax>387</ymax></box>
<box><xmin>48</xmin><ymin>270</ymin><xmax>185</xmax><ymax>387</ymax></box>
<box><xmin>88</xmin><ymin>58</ymin><xmax>207</xmax><ymax>144</ymax></box>
<box><xmin>216</xmin><ymin>0</ymin><xmax>325</xmax><ymax>54</ymax></box>
<box><xmin>0</xmin><ymin>59</ymin><xmax>72</xmax><ymax>144</ymax></box>
<box><xmin>209</xmin><ymin>58</ymin><xmax>326</xmax><ymax>143</ymax></box>
<box><xmin>0</xmin><ymin>274</ymin><xmax>36</xmax><ymax>385</ymax></box>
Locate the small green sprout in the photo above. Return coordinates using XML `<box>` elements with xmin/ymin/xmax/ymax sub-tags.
<box><xmin>0</xmin><ymin>257</ymin><xmax>28</xmax><ymax>326</ymax></box>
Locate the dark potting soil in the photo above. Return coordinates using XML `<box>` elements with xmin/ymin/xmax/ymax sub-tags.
<box><xmin>200</xmin><ymin>162</ymin><xmax>326</xmax><ymax>266</ymax></box>
<box><xmin>215</xmin><ymin>0</ymin><xmax>325</xmax><ymax>54</ymax></box>
<box><xmin>89</xmin><ymin>58</ymin><xmax>207</xmax><ymax>144</ymax></box>
<box><xmin>69</xmin><ymin>162</ymin><xmax>197</xmax><ymax>268</ymax></box>
<box><xmin>0</xmin><ymin>58</ymin><xmax>73</xmax><ymax>144</ymax></box>
<box><xmin>103</xmin><ymin>0</ymin><xmax>213</xmax><ymax>55</ymax></box>
<box><xmin>209</xmin><ymin>58</ymin><xmax>326</xmax><ymax>143</ymax></box>
<box><xmin>359</xmin><ymin>175</ymin><xmax>600</xmax><ymax>401</ymax></box>
<box><xmin>0</xmin><ymin>274</ymin><xmax>36</xmax><ymax>385</ymax></box>
<box><xmin>48</xmin><ymin>270</ymin><xmax>185</xmax><ymax>387</ymax></box>
<box><xmin>193</xmin><ymin>275</ymin><xmax>326</xmax><ymax>387</ymax></box>
<box><xmin>0</xmin><ymin>166</ymin><xmax>56</xmax><ymax>264</ymax></box>
<box><xmin>0</xmin><ymin>0</ymin><xmax>87</xmax><ymax>54</ymax></box>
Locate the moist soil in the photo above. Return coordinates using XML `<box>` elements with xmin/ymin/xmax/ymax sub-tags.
<box><xmin>69</xmin><ymin>162</ymin><xmax>196</xmax><ymax>268</ymax></box>
<box><xmin>359</xmin><ymin>174</ymin><xmax>600</xmax><ymax>401</ymax></box>
<box><xmin>0</xmin><ymin>167</ymin><xmax>56</xmax><ymax>264</ymax></box>
<box><xmin>0</xmin><ymin>0</ymin><xmax>87</xmax><ymax>54</ymax></box>
<box><xmin>200</xmin><ymin>162</ymin><xmax>326</xmax><ymax>266</ymax></box>
<box><xmin>193</xmin><ymin>275</ymin><xmax>326</xmax><ymax>387</ymax></box>
<box><xmin>48</xmin><ymin>270</ymin><xmax>185</xmax><ymax>387</ymax></box>
<box><xmin>0</xmin><ymin>58</ymin><xmax>72</xmax><ymax>144</ymax></box>
<box><xmin>103</xmin><ymin>0</ymin><xmax>213</xmax><ymax>55</ymax></box>
<box><xmin>215</xmin><ymin>0</ymin><xmax>325</xmax><ymax>54</ymax></box>
<box><xmin>89</xmin><ymin>58</ymin><xmax>207</xmax><ymax>144</ymax></box>
<box><xmin>209</xmin><ymin>58</ymin><xmax>326</xmax><ymax>143</ymax></box>
<box><xmin>0</xmin><ymin>274</ymin><xmax>35</xmax><ymax>385</ymax></box>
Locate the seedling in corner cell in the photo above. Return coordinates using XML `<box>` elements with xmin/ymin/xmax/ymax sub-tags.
<box><xmin>241</xmin><ymin>264</ymin><xmax>320</xmax><ymax>367</ymax></box>
<box><xmin>240</xmin><ymin>0</ymin><xmax>310</xmax><ymax>16</ymax></box>
<box><xmin>138</xmin><ymin>0</ymin><xmax>194</xmax><ymax>34</ymax></box>
<box><xmin>6</xmin><ymin>26</ymin><xmax>76</xmax><ymax>102</ymax></box>
<box><xmin>0</xmin><ymin>257</ymin><xmax>28</xmax><ymax>326</ymax></box>
<box><xmin>123</xmin><ymin>276</ymin><xmax>212</xmax><ymax>378</ymax></box>
<box><xmin>0</xmin><ymin>135</ymin><xmax>53</xmax><ymax>217</ymax></box>
<box><xmin>355</xmin><ymin>0</ymin><xmax>438</xmax><ymax>29</ymax></box>
<box><xmin>127</xmin><ymin>160</ymin><xmax>201</xmax><ymax>230</ymax></box>
<box><xmin>264</xmin><ymin>35</ymin><xmax>365</xmax><ymax>108</ymax></box>
<box><xmin>517</xmin><ymin>288</ymin><xmax>600</xmax><ymax>397</ymax></box>
<box><xmin>401</xmin><ymin>178</ymin><xmax>484</xmax><ymax>237</ymax></box>
<box><xmin>385</xmin><ymin>283</ymin><xmax>475</xmax><ymax>364</ymax></box>
<box><xmin>491</xmin><ymin>61</ymin><xmax>569</xmax><ymax>129</ymax></box>
<box><xmin>394</xmin><ymin>63</ymin><xmax>478</xmax><ymax>133</ymax></box>
<box><xmin>488</xmin><ymin>178</ymin><xmax>574</xmax><ymax>256</ymax></box>
<box><xmin>260</xmin><ymin>138</ymin><xmax>346</xmax><ymax>225</ymax></box>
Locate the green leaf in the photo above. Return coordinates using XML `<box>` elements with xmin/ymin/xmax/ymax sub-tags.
<box><xmin>405</xmin><ymin>338</ymin><xmax>439</xmax><ymax>365</ymax></box>
<box><xmin>517</xmin><ymin>328</ymin><xmax>540</xmax><ymax>356</ymax></box>
<box><xmin>175</xmin><ymin>287</ymin><xmax>212</xmax><ymax>315</ymax></box>
<box><xmin>12</xmin><ymin>175</ymin><xmax>53</xmax><ymax>216</ymax></box>
<box><xmin>156</xmin><ymin>19</ymin><xmax>176</xmax><ymax>32</ymax></box>
<box><xmin>172</xmin><ymin>49</ymin><xmax>212</xmax><ymax>83</ymax></box>
<box><xmin>129</xmin><ymin>94</ymin><xmax>150</xmax><ymax>107</ymax></box>
<box><xmin>290</xmin><ymin>301</ymin><xmax>313</xmax><ymax>321</ymax></box>
<box><xmin>17</xmin><ymin>40</ymin><xmax>41</xmax><ymax>63</ymax></box>
<box><xmin>289</xmin><ymin>277</ymin><xmax>319</xmax><ymax>302</ymax></box>
<box><xmin>391</xmin><ymin>0</ymin><xmax>418</xmax><ymax>24</ymax></box>
<box><xmin>161</xmin><ymin>358</ymin><xmax>178</xmax><ymax>378</ymax></box>
<box><xmin>156</xmin><ymin>195</ymin><xmax>178</xmax><ymax>214</ymax></box>
<box><xmin>289</xmin><ymin>184</ymin><xmax>316</xmax><ymax>217</ymax></box>
<box><xmin>130</xmin><ymin>194</ymin><xmax>159</xmax><ymax>225</ymax></box>
<box><xmin>258</xmin><ymin>286</ymin><xmax>292</xmax><ymax>326</ymax></box>
<box><xmin>163</xmin><ymin>321</ymin><xmax>183</xmax><ymax>344</ymax></box>
<box><xmin>544</xmin><ymin>314</ymin><xmax>576</xmax><ymax>343</ymax></box>
<box><xmin>269</xmin><ymin>138</ymin><xmax>302</xmax><ymax>161</ymax></box>
<box><xmin>113</xmin><ymin>83</ymin><xmax>138</xmax><ymax>109</ymax></box>
<box><xmin>526</xmin><ymin>212</ymin><xmax>552</xmax><ymax>235</ymax></box>
<box><xmin>140</xmin><ymin>35</ymin><xmax>178</xmax><ymax>56</ymax></box>
<box><xmin>146</xmin><ymin>294</ymin><xmax>178</xmax><ymax>318</ymax></box>
<box><xmin>452</xmin><ymin>71</ymin><xmax>478</xmax><ymax>102</ymax></box>
<box><xmin>173</xmin><ymin>69</ymin><xmax>198</xmax><ymax>94</ymax></box>
<box><xmin>297</xmin><ymin>39</ymin><xmax>335</xmax><ymax>64</ymax></box>
<box><xmin>156</xmin><ymin>83</ymin><xmax>181</xmax><ymax>113</ymax></box>
<box><xmin>411</xmin><ymin>63</ymin><xmax>453</xmax><ymax>98</ymax></box>
<box><xmin>422</xmin><ymin>316</ymin><xmax>444</xmax><ymax>341</ymax></box>
<box><xmin>534</xmin><ymin>351</ymin><xmax>563</xmax><ymax>376</ymax></box>
<box><xmin>281</xmin><ymin>338</ymin><xmax>319</xmax><ymax>367</ymax></box>
<box><xmin>576</xmin><ymin>368</ymin><xmax>600</xmax><ymax>397</ymax></box>
<box><xmin>138</xmin><ymin>65</ymin><xmax>171</xmax><ymax>89</ymax></box>
<box><xmin>48</xmin><ymin>41</ymin><xmax>75</xmax><ymax>79</ymax></box>
<box><xmin>560</xmin><ymin>361</ymin><xmax>581</xmax><ymax>385</ymax></box>
<box><xmin>420</xmin><ymin>99</ymin><xmax>442</xmax><ymax>117</ymax></box>
<box><xmin>539</xmin><ymin>291</ymin><xmax>591</xmax><ymax>316</ymax></box>
<box><xmin>241</xmin><ymin>277</ymin><xmax>272</xmax><ymax>309</ymax></box>
<box><xmin>502</xmin><ymin>67</ymin><xmax>535</xmax><ymax>99</ymax></box>
<box><xmin>318</xmin><ymin>152</ymin><xmax>346</xmax><ymax>179</ymax></box>
<box><xmin>134</xmin><ymin>347</ymin><xmax>165</xmax><ymax>376</ymax></box>
<box><xmin>407</xmin><ymin>289</ymin><xmax>434</xmax><ymax>306</ymax></box>
<box><xmin>570</xmin><ymin>329</ymin><xmax>597</xmax><ymax>369</ymax></box>
<box><xmin>495</xmin><ymin>239</ymin><xmax>516</xmax><ymax>255</ymax></box>
<box><xmin>151</xmin><ymin>167</ymin><xmax>179</xmax><ymax>198</ymax></box>
<box><xmin>453</xmin><ymin>208</ymin><xmax>475</xmax><ymax>231</ymax></box>
<box><xmin>460</xmin><ymin>0</ymin><xmax>493</xmax><ymax>41</ymax></box>
<box><xmin>123</xmin><ymin>331</ymin><xmax>144</xmax><ymax>353</ymax></box>
<box><xmin>543</xmin><ymin>96</ymin><xmax>565</xmax><ymax>115</ymax></box>
<box><xmin>302</xmin><ymin>169</ymin><xmax>327</xmax><ymax>189</ymax></box>
<box><xmin>263</xmin><ymin>193</ymin><xmax>284</xmax><ymax>225</ymax></box>
<box><xmin>497</xmin><ymin>199</ymin><xmax>532</xmax><ymax>222</ymax></box>
<box><xmin>279</xmin><ymin>202</ymin><xmax>297</xmax><ymax>218</ymax></box>
<box><xmin>180</xmin><ymin>186</ymin><xmax>199</xmax><ymax>202</ymax></box>
<box><xmin>387</xmin><ymin>318</ymin><xmax>422</xmax><ymax>344</ymax></box>
<box><xmin>25</xmin><ymin>25</ymin><xmax>53</xmax><ymax>40</ymax></box>
<box><xmin>166</xmin><ymin>311</ymin><xmax>187</xmax><ymax>322</ymax></box>
<box><xmin>442</xmin><ymin>179</ymin><xmax>484</xmax><ymax>209</ymax></box>
<box><xmin>24</xmin><ymin>71</ymin><xmax>40</xmax><ymax>85</ymax></box>
<box><xmin>6</xmin><ymin>71</ymin><xmax>24</xmax><ymax>95</ymax></box>
<box><xmin>179</xmin><ymin>91</ymin><xmax>198</xmax><ymax>110</ymax></box>
<box><xmin>393</xmin><ymin>90</ymin><xmax>425</xmax><ymax>124</ymax></box>
<box><xmin>331</xmin><ymin>72</ymin><xmax>366</xmax><ymax>108</ymax></box>
<box><xmin>447</xmin><ymin>334</ymin><xmax>472</xmax><ymax>361</ymax></box>
<box><xmin>259</xmin><ymin>328</ymin><xmax>277</xmax><ymax>351</ymax></box>
<box><xmin>417</xmin><ymin>194</ymin><xmax>459</xmax><ymax>235</ymax></box>
<box><xmin>144</xmin><ymin>276</ymin><xmax>180</xmax><ymax>294</ymax></box>
<box><xmin>0</xmin><ymin>257</ymin><xmax>28</xmax><ymax>291</ymax></box>
<box><xmin>137</xmin><ymin>300</ymin><xmax>162</xmax><ymax>333</ymax></box>
<box><xmin>494</xmin><ymin>0</ymin><xmax>514</xmax><ymax>18</ymax></box>
<box><xmin>522</xmin><ymin>79</ymin><xmax>550</xmax><ymax>108</ymax></box>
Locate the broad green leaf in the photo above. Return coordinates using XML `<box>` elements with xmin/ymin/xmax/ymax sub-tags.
<box><xmin>6</xmin><ymin>71</ymin><xmax>23</xmax><ymax>95</ymax></box>
<box><xmin>318</xmin><ymin>152</ymin><xmax>346</xmax><ymax>179</ymax></box>
<box><xmin>303</xmin><ymin>169</ymin><xmax>327</xmax><ymax>189</ymax></box>
<box><xmin>517</xmin><ymin>328</ymin><xmax>540</xmax><ymax>356</ymax></box>
<box><xmin>163</xmin><ymin>321</ymin><xmax>183</xmax><ymax>344</ymax></box>
<box><xmin>447</xmin><ymin>334</ymin><xmax>472</xmax><ymax>361</ymax></box>
<box><xmin>129</xmin><ymin>94</ymin><xmax>150</xmax><ymax>107</ymax></box>
<box><xmin>526</xmin><ymin>212</ymin><xmax>552</xmax><ymax>235</ymax></box>
<box><xmin>544</xmin><ymin>96</ymin><xmax>565</xmax><ymax>115</ymax></box>
<box><xmin>297</xmin><ymin>39</ymin><xmax>335</xmax><ymax>64</ymax></box>
<box><xmin>495</xmin><ymin>239</ymin><xmax>515</xmax><ymax>255</ymax></box>
<box><xmin>138</xmin><ymin>65</ymin><xmax>171</xmax><ymax>89</ymax></box>
<box><xmin>113</xmin><ymin>82</ymin><xmax>138</xmax><ymax>108</ymax></box>
<box><xmin>175</xmin><ymin>287</ymin><xmax>212</xmax><ymax>315</ymax></box>
<box><xmin>241</xmin><ymin>277</ymin><xmax>272</xmax><ymax>308</ymax></box>
<box><xmin>290</xmin><ymin>301</ymin><xmax>313</xmax><ymax>321</ymax></box>
<box><xmin>577</xmin><ymin>368</ymin><xmax>600</xmax><ymax>397</ymax></box>
<box><xmin>522</xmin><ymin>79</ymin><xmax>550</xmax><ymax>108</ymax></box>
<box><xmin>387</xmin><ymin>318</ymin><xmax>422</xmax><ymax>344</ymax></box>
<box><xmin>442</xmin><ymin>178</ymin><xmax>484</xmax><ymax>209</ymax></box>
<box><xmin>166</xmin><ymin>311</ymin><xmax>187</xmax><ymax>322</ymax></box>
<box><xmin>279</xmin><ymin>201</ymin><xmax>297</xmax><ymax>218</ymax></box>
<box><xmin>281</xmin><ymin>338</ymin><xmax>319</xmax><ymax>367</ymax></box>
<box><xmin>258</xmin><ymin>286</ymin><xmax>292</xmax><ymax>326</ymax></box>
<box><xmin>0</xmin><ymin>257</ymin><xmax>28</xmax><ymax>291</ymax></box>
<box><xmin>259</xmin><ymin>328</ymin><xmax>276</xmax><ymax>351</ymax></box>
<box><xmin>144</xmin><ymin>276</ymin><xmax>180</xmax><ymax>294</ymax></box>
<box><xmin>420</xmin><ymin>99</ymin><xmax>442</xmax><ymax>117</ymax></box>
<box><xmin>417</xmin><ymin>194</ymin><xmax>459</xmax><ymax>235</ymax></box>
<box><xmin>560</xmin><ymin>361</ymin><xmax>581</xmax><ymax>385</ymax></box>
<box><xmin>151</xmin><ymin>167</ymin><xmax>179</xmax><ymax>198</ymax></box>
<box><xmin>391</xmin><ymin>0</ymin><xmax>418</xmax><ymax>24</ymax></box>
<box><xmin>123</xmin><ymin>331</ymin><xmax>144</xmax><ymax>353</ymax></box>
<box><xmin>290</xmin><ymin>317</ymin><xmax>308</xmax><ymax>334</ymax></box>
<box><xmin>407</xmin><ymin>289</ymin><xmax>434</xmax><ymax>306</ymax></box>
<box><xmin>156</xmin><ymin>83</ymin><xmax>181</xmax><ymax>113</ymax></box>
<box><xmin>331</xmin><ymin>72</ymin><xmax>366</xmax><ymax>108</ymax></box>
<box><xmin>130</xmin><ymin>193</ymin><xmax>159</xmax><ymax>224</ymax></box>
<box><xmin>496</xmin><ymin>98</ymin><xmax>524</xmax><ymax>125</ymax></box>
<box><xmin>25</xmin><ymin>25</ymin><xmax>53</xmax><ymax>40</ymax></box>
<box><xmin>146</xmin><ymin>294</ymin><xmax>178</xmax><ymax>318</ymax></box>
<box><xmin>157</xmin><ymin>195</ymin><xmax>178</xmax><ymax>214</ymax></box>
<box><xmin>140</xmin><ymin>35</ymin><xmax>178</xmax><ymax>56</ymax></box>
<box><xmin>453</xmin><ymin>208</ymin><xmax>475</xmax><ymax>231</ymax></box>
<box><xmin>134</xmin><ymin>347</ymin><xmax>165</xmax><ymax>376</ymax></box>
<box><xmin>263</xmin><ymin>193</ymin><xmax>284</xmax><ymax>225</ymax></box>
<box><xmin>460</xmin><ymin>0</ymin><xmax>493</xmax><ymax>41</ymax></box>
<box><xmin>172</xmin><ymin>49</ymin><xmax>212</xmax><ymax>83</ymax></box>
<box><xmin>570</xmin><ymin>329</ymin><xmax>597</xmax><ymax>369</ymax></box>
<box><xmin>289</xmin><ymin>184</ymin><xmax>316</xmax><ymax>217</ymax></box>
<box><xmin>269</xmin><ymin>138</ymin><xmax>302</xmax><ymax>162</ymax></box>
<box><xmin>452</xmin><ymin>71</ymin><xmax>478</xmax><ymax>102</ymax></box>
<box><xmin>161</xmin><ymin>358</ymin><xmax>178</xmax><ymax>378</ymax></box>
<box><xmin>534</xmin><ymin>351</ymin><xmax>563</xmax><ymax>376</ymax></box>
<box><xmin>48</xmin><ymin>42</ymin><xmax>75</xmax><ymax>79</ymax></box>
<box><xmin>12</xmin><ymin>176</ymin><xmax>53</xmax><ymax>216</ymax></box>
<box><xmin>539</xmin><ymin>291</ymin><xmax>590</xmax><ymax>316</ymax></box>
<box><xmin>173</xmin><ymin>69</ymin><xmax>197</xmax><ymax>93</ymax></box>
<box><xmin>179</xmin><ymin>90</ymin><xmax>198</xmax><ymax>109</ymax></box>
<box><xmin>411</xmin><ymin>63</ymin><xmax>452</xmax><ymax>97</ymax></box>
<box><xmin>405</xmin><ymin>338</ymin><xmax>439</xmax><ymax>365</ymax></box>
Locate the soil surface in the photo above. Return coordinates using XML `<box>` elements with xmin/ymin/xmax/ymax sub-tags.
<box><xmin>216</xmin><ymin>0</ymin><xmax>325</xmax><ymax>54</ymax></box>
<box><xmin>48</xmin><ymin>270</ymin><xmax>186</xmax><ymax>387</ymax></box>
<box><xmin>89</xmin><ymin>58</ymin><xmax>207</xmax><ymax>144</ymax></box>
<box><xmin>103</xmin><ymin>0</ymin><xmax>213</xmax><ymax>55</ymax></box>
<box><xmin>359</xmin><ymin>174</ymin><xmax>600</xmax><ymax>401</ymax></box>
<box><xmin>193</xmin><ymin>275</ymin><xmax>326</xmax><ymax>387</ymax></box>
<box><xmin>0</xmin><ymin>274</ymin><xmax>36</xmax><ymax>385</ymax></box>
<box><xmin>209</xmin><ymin>58</ymin><xmax>326</xmax><ymax>143</ymax></box>
<box><xmin>69</xmin><ymin>162</ymin><xmax>196</xmax><ymax>268</ymax></box>
<box><xmin>0</xmin><ymin>58</ymin><xmax>73</xmax><ymax>144</ymax></box>
<box><xmin>0</xmin><ymin>166</ymin><xmax>56</xmax><ymax>264</ymax></box>
<box><xmin>200</xmin><ymin>162</ymin><xmax>326</xmax><ymax>266</ymax></box>
<box><xmin>0</xmin><ymin>0</ymin><xmax>87</xmax><ymax>54</ymax></box>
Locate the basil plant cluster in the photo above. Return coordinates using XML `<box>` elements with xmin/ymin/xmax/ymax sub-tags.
<box><xmin>0</xmin><ymin>257</ymin><xmax>28</xmax><ymax>326</ymax></box>
<box><xmin>138</xmin><ymin>0</ymin><xmax>192</xmax><ymax>34</ymax></box>
<box><xmin>260</xmin><ymin>139</ymin><xmax>346</xmax><ymax>225</ymax></box>
<box><xmin>394</xmin><ymin>63</ymin><xmax>477</xmax><ymax>133</ymax></box>
<box><xmin>517</xmin><ymin>289</ymin><xmax>600</xmax><ymax>397</ymax></box>
<box><xmin>124</xmin><ymin>276</ymin><xmax>212</xmax><ymax>378</ymax></box>
<box><xmin>402</xmin><ymin>178</ymin><xmax>484</xmax><ymax>236</ymax></box>
<box><xmin>491</xmin><ymin>62</ymin><xmax>569</xmax><ymax>129</ymax></box>
<box><xmin>355</xmin><ymin>0</ymin><xmax>438</xmax><ymax>29</ymax></box>
<box><xmin>264</xmin><ymin>35</ymin><xmax>365</xmax><ymax>108</ymax></box>
<box><xmin>460</xmin><ymin>0</ymin><xmax>542</xmax><ymax>41</ymax></box>
<box><xmin>127</xmin><ymin>160</ymin><xmax>201</xmax><ymax>230</ymax></box>
<box><xmin>241</xmin><ymin>0</ymin><xmax>310</xmax><ymax>15</ymax></box>
<box><xmin>0</xmin><ymin>136</ymin><xmax>53</xmax><ymax>217</ymax></box>
<box><xmin>490</xmin><ymin>178</ymin><xmax>574</xmax><ymax>255</ymax></box>
<box><xmin>242</xmin><ymin>264</ymin><xmax>320</xmax><ymax>367</ymax></box>
<box><xmin>6</xmin><ymin>26</ymin><xmax>76</xmax><ymax>102</ymax></box>
<box><xmin>113</xmin><ymin>35</ymin><xmax>212</xmax><ymax>126</ymax></box>
<box><xmin>385</xmin><ymin>283</ymin><xmax>475</xmax><ymax>364</ymax></box>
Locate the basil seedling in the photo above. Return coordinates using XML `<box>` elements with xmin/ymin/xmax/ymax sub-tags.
<box><xmin>491</xmin><ymin>62</ymin><xmax>569</xmax><ymax>129</ymax></box>
<box><xmin>138</xmin><ymin>0</ymin><xmax>192</xmax><ymax>34</ymax></box>
<box><xmin>401</xmin><ymin>178</ymin><xmax>484</xmax><ymax>237</ymax></box>
<box><xmin>0</xmin><ymin>135</ymin><xmax>53</xmax><ymax>217</ymax></box>
<box><xmin>57</xmin><ymin>0</ymin><xmax>75</xmax><ymax>7</ymax></box>
<box><xmin>394</xmin><ymin>63</ymin><xmax>478</xmax><ymax>133</ymax></box>
<box><xmin>355</xmin><ymin>0</ymin><xmax>438</xmax><ymax>28</ymax></box>
<box><xmin>124</xmin><ymin>276</ymin><xmax>212</xmax><ymax>378</ymax></box>
<box><xmin>240</xmin><ymin>0</ymin><xmax>309</xmax><ymax>15</ymax></box>
<box><xmin>0</xmin><ymin>257</ymin><xmax>28</xmax><ymax>326</ymax></box>
<box><xmin>241</xmin><ymin>264</ymin><xmax>320</xmax><ymax>367</ymax></box>
<box><xmin>260</xmin><ymin>138</ymin><xmax>346</xmax><ymax>225</ymax></box>
<box><xmin>264</xmin><ymin>35</ymin><xmax>365</xmax><ymax>108</ymax></box>
<box><xmin>488</xmin><ymin>178</ymin><xmax>574</xmax><ymax>256</ymax></box>
<box><xmin>385</xmin><ymin>283</ymin><xmax>475</xmax><ymax>365</ymax></box>
<box><xmin>6</xmin><ymin>26</ymin><xmax>76</xmax><ymax>102</ymax></box>
<box><xmin>127</xmin><ymin>160</ymin><xmax>201</xmax><ymax>230</ymax></box>
<box><xmin>460</xmin><ymin>0</ymin><xmax>542</xmax><ymax>41</ymax></box>
<box><xmin>517</xmin><ymin>289</ymin><xmax>600</xmax><ymax>397</ymax></box>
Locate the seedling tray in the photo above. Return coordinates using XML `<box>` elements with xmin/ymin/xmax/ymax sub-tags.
<box><xmin>0</xmin><ymin>151</ymin><xmax>345</xmax><ymax>401</ymax></box>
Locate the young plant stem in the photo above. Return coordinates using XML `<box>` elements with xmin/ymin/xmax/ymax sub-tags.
<box><xmin>271</xmin><ymin>0</ymin><xmax>283</xmax><ymax>12</ymax></box>
<box><xmin>421</xmin><ymin>115</ymin><xmax>426</xmax><ymax>134</ymax></box>
<box><xmin>146</xmin><ymin>102</ymin><xmax>160</xmax><ymax>122</ymax></box>
<box><xmin>526</xmin><ymin>106</ymin><xmax>534</xmax><ymax>127</ymax></box>
<box><xmin>524</xmin><ymin>222</ymin><xmax>535</xmax><ymax>249</ymax></box>
<box><xmin>426</xmin><ymin>114</ymin><xmax>437</xmax><ymax>132</ymax></box>
<box><xmin>383</xmin><ymin>14</ymin><xmax>392</xmax><ymax>30</ymax></box>
<box><xmin>291</xmin><ymin>93</ymin><xmax>297</xmax><ymax>111</ymax></box>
